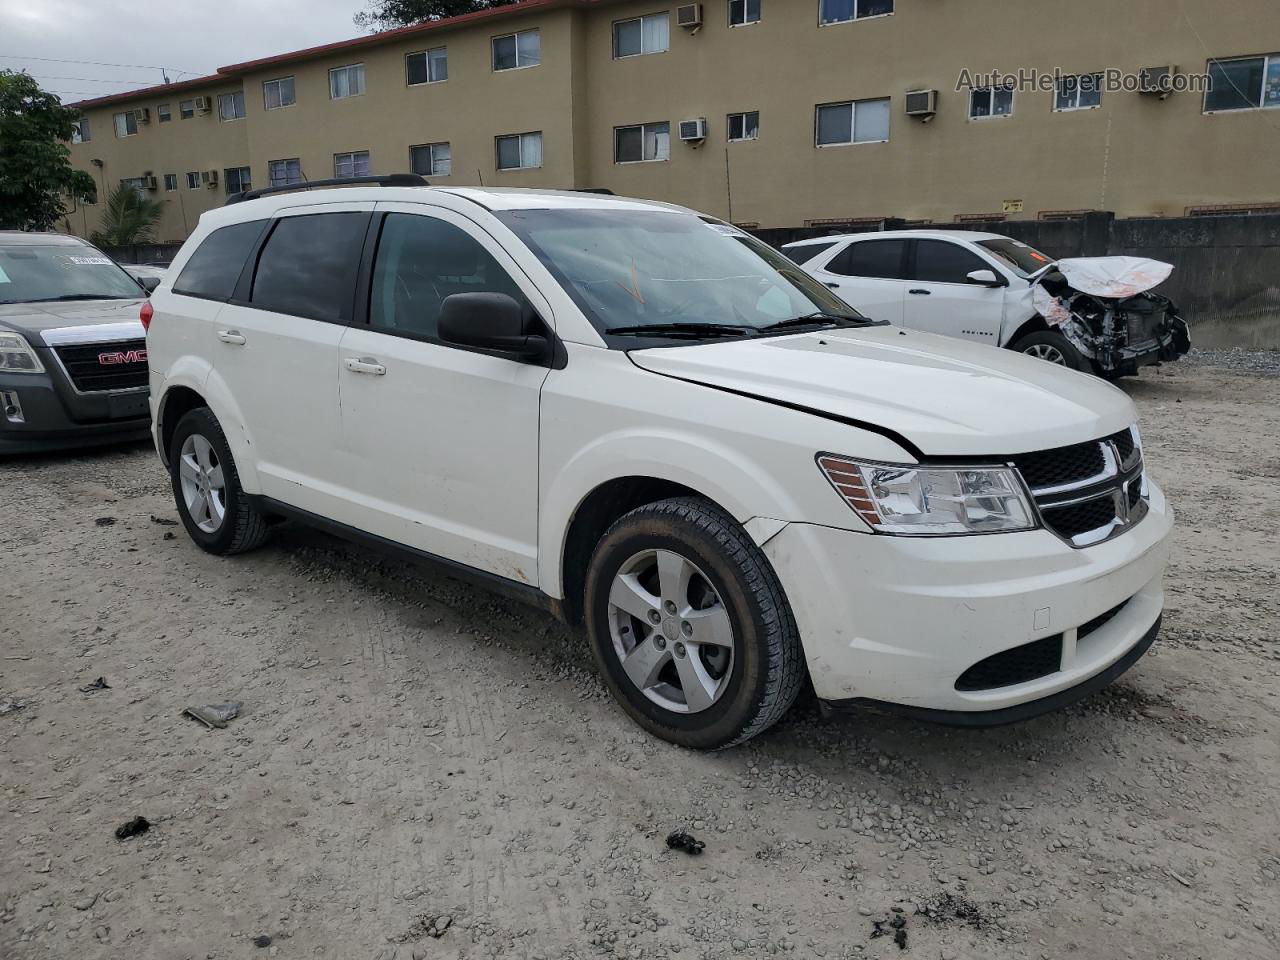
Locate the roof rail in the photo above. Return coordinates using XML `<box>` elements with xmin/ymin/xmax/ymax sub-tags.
<box><xmin>225</xmin><ymin>173</ymin><xmax>429</xmax><ymax>206</ymax></box>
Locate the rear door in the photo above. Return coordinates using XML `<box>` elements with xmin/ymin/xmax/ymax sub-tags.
<box><xmin>333</xmin><ymin>203</ymin><xmax>552</xmax><ymax>583</ymax></box>
<box><xmin>809</xmin><ymin>238</ymin><xmax>908</xmax><ymax>324</ymax></box>
<box><xmin>902</xmin><ymin>239</ymin><xmax>1006</xmax><ymax>343</ymax></box>
<box><xmin>211</xmin><ymin>203</ymin><xmax>372</xmax><ymax>518</ymax></box>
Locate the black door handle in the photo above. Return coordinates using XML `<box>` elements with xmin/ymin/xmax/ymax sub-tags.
<box><xmin>908</xmin><ymin>289</ymin><xmax>931</xmax><ymax>295</ymax></box>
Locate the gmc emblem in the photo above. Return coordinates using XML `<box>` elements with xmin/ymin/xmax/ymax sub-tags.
<box><xmin>98</xmin><ymin>349</ymin><xmax>148</xmax><ymax>366</ymax></box>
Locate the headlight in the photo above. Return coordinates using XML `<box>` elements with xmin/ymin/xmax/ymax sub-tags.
<box><xmin>0</xmin><ymin>333</ymin><xmax>44</xmax><ymax>374</ymax></box>
<box><xmin>817</xmin><ymin>455</ymin><xmax>1037</xmax><ymax>536</ymax></box>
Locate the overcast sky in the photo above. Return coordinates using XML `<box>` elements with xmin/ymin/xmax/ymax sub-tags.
<box><xmin>0</xmin><ymin>0</ymin><xmax>366</xmax><ymax>103</ymax></box>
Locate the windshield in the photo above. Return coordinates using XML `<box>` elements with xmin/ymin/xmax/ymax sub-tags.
<box><xmin>496</xmin><ymin>209</ymin><xmax>868</xmax><ymax>340</ymax></box>
<box><xmin>975</xmin><ymin>238</ymin><xmax>1055</xmax><ymax>279</ymax></box>
<box><xmin>0</xmin><ymin>244</ymin><xmax>143</xmax><ymax>304</ymax></box>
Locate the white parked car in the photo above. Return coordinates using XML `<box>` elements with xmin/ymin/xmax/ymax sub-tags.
<box><xmin>145</xmin><ymin>182</ymin><xmax>1172</xmax><ymax>748</ymax></box>
<box><xmin>782</xmin><ymin>230</ymin><xmax>1190</xmax><ymax>377</ymax></box>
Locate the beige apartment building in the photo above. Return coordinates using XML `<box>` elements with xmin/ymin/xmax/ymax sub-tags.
<box><xmin>64</xmin><ymin>0</ymin><xmax>1280</xmax><ymax>242</ymax></box>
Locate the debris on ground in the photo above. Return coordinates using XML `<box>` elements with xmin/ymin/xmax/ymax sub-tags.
<box><xmin>665</xmin><ymin>830</ymin><xmax>705</xmax><ymax>855</ymax></box>
<box><xmin>252</xmin><ymin>934</ymin><xmax>272</xmax><ymax>948</ymax></box>
<box><xmin>94</xmin><ymin>517</ymin><xmax>116</xmax><ymax>526</ymax></box>
<box><xmin>79</xmin><ymin>677</ymin><xmax>111</xmax><ymax>694</ymax></box>
<box><xmin>163</xmin><ymin>531</ymin><xmax>176</xmax><ymax>540</ymax></box>
<box><xmin>916</xmin><ymin>892</ymin><xmax>992</xmax><ymax>930</ymax></box>
<box><xmin>871</xmin><ymin>911</ymin><xmax>908</xmax><ymax>950</ymax></box>
<box><xmin>149</xmin><ymin>515</ymin><xmax>178</xmax><ymax>526</ymax></box>
<box><xmin>182</xmin><ymin>701</ymin><xmax>243</xmax><ymax>729</ymax></box>
<box><xmin>114</xmin><ymin>816</ymin><xmax>150</xmax><ymax>840</ymax></box>
<box><xmin>0</xmin><ymin>697</ymin><xmax>26</xmax><ymax>715</ymax></box>
<box><xmin>399</xmin><ymin>914</ymin><xmax>453</xmax><ymax>940</ymax></box>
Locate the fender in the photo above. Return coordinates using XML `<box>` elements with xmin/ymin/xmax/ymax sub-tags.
<box><xmin>158</xmin><ymin>356</ymin><xmax>263</xmax><ymax>494</ymax></box>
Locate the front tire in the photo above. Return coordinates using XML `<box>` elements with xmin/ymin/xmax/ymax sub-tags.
<box><xmin>169</xmin><ymin>407</ymin><xmax>270</xmax><ymax>555</ymax></box>
<box><xmin>584</xmin><ymin>497</ymin><xmax>805</xmax><ymax>749</ymax></box>
<box><xmin>1010</xmin><ymin>330</ymin><xmax>1091</xmax><ymax>372</ymax></box>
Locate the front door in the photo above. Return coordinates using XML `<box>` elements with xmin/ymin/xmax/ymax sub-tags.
<box><xmin>810</xmin><ymin>238</ymin><xmax>908</xmax><ymax>324</ymax></box>
<box><xmin>335</xmin><ymin>204</ymin><xmax>552</xmax><ymax>584</ymax></box>
<box><xmin>901</xmin><ymin>239</ymin><xmax>1006</xmax><ymax>344</ymax></box>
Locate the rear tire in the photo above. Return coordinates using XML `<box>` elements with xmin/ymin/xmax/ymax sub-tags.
<box><xmin>1010</xmin><ymin>330</ymin><xmax>1090</xmax><ymax>372</ymax></box>
<box><xmin>169</xmin><ymin>407</ymin><xmax>270</xmax><ymax>555</ymax></box>
<box><xmin>584</xmin><ymin>497</ymin><xmax>805</xmax><ymax>749</ymax></box>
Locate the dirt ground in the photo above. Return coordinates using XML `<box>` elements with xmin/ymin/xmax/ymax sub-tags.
<box><xmin>3</xmin><ymin>353</ymin><xmax>1278</xmax><ymax>960</ymax></box>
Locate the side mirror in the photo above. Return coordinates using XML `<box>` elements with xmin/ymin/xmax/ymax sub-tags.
<box><xmin>139</xmin><ymin>275</ymin><xmax>161</xmax><ymax>294</ymax></box>
<box><xmin>966</xmin><ymin>269</ymin><xmax>1006</xmax><ymax>288</ymax></box>
<box><xmin>438</xmin><ymin>292</ymin><xmax>547</xmax><ymax>361</ymax></box>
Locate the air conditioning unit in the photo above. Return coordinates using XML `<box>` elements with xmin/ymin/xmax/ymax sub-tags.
<box><xmin>676</xmin><ymin>3</ymin><xmax>702</xmax><ymax>28</ymax></box>
<box><xmin>201</xmin><ymin>169</ymin><xmax>219</xmax><ymax>186</ymax></box>
<box><xmin>678</xmin><ymin>118</ymin><xmax>707</xmax><ymax>142</ymax></box>
<box><xmin>193</xmin><ymin>96</ymin><xmax>211</xmax><ymax>114</ymax></box>
<box><xmin>143</xmin><ymin>175</ymin><xmax>158</xmax><ymax>191</ymax></box>
<box><xmin>133</xmin><ymin>107</ymin><xmax>151</xmax><ymax>124</ymax></box>
<box><xmin>1139</xmin><ymin>65</ymin><xmax>1176</xmax><ymax>98</ymax></box>
<box><xmin>904</xmin><ymin>89</ymin><xmax>937</xmax><ymax>118</ymax></box>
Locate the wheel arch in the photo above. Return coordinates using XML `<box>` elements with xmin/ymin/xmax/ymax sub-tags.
<box><xmin>1004</xmin><ymin>314</ymin><xmax>1051</xmax><ymax>350</ymax></box>
<box><xmin>156</xmin><ymin>384</ymin><xmax>207</xmax><ymax>466</ymax></box>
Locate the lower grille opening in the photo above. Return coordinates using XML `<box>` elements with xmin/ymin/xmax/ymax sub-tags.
<box><xmin>955</xmin><ymin>634</ymin><xmax>1063</xmax><ymax>692</ymax></box>
<box><xmin>1077</xmin><ymin>597</ymin><xmax>1130</xmax><ymax>641</ymax></box>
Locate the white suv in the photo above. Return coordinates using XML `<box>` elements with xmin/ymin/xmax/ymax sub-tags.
<box><xmin>146</xmin><ymin>181</ymin><xmax>1173</xmax><ymax>748</ymax></box>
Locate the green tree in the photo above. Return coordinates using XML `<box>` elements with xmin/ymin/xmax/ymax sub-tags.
<box><xmin>354</xmin><ymin>0</ymin><xmax>518</xmax><ymax>31</ymax></box>
<box><xmin>89</xmin><ymin>182</ymin><xmax>164</xmax><ymax>248</ymax></box>
<box><xmin>0</xmin><ymin>71</ymin><xmax>96</xmax><ymax>231</ymax></box>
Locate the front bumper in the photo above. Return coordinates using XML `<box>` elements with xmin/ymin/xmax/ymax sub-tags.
<box><xmin>763</xmin><ymin>480</ymin><xmax>1172</xmax><ymax>714</ymax></box>
<box><xmin>0</xmin><ymin>371</ymin><xmax>150</xmax><ymax>454</ymax></box>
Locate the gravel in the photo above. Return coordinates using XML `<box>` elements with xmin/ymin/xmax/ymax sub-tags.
<box><xmin>2</xmin><ymin>359</ymin><xmax>1278</xmax><ymax>958</ymax></box>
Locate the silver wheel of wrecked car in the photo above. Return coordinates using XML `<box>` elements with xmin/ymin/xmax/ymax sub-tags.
<box><xmin>1023</xmin><ymin>343</ymin><xmax>1068</xmax><ymax>365</ymax></box>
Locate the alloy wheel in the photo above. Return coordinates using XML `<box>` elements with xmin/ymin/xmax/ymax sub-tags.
<box><xmin>1024</xmin><ymin>343</ymin><xmax>1068</xmax><ymax>365</ymax></box>
<box><xmin>178</xmin><ymin>433</ymin><xmax>226</xmax><ymax>534</ymax></box>
<box><xmin>606</xmin><ymin>549</ymin><xmax>735</xmax><ymax>714</ymax></box>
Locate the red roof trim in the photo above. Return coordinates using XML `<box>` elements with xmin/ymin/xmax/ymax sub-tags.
<box><xmin>69</xmin><ymin>0</ymin><xmax>610</xmax><ymax>110</ymax></box>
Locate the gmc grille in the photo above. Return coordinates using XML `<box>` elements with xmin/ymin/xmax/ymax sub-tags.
<box><xmin>54</xmin><ymin>339</ymin><xmax>148</xmax><ymax>393</ymax></box>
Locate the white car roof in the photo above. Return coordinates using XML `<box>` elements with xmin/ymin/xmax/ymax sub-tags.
<box><xmin>782</xmin><ymin>229</ymin><xmax>1008</xmax><ymax>247</ymax></box>
<box><xmin>197</xmin><ymin>185</ymin><xmax>695</xmax><ymax>230</ymax></box>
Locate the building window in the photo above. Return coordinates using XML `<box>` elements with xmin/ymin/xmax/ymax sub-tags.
<box><xmin>120</xmin><ymin>177</ymin><xmax>147</xmax><ymax>198</ymax></box>
<box><xmin>495</xmin><ymin>131</ymin><xmax>543</xmax><ymax>170</ymax></box>
<box><xmin>179</xmin><ymin>99</ymin><xmax>196</xmax><ymax>119</ymax></box>
<box><xmin>1205</xmin><ymin>54</ymin><xmax>1280</xmax><ymax>112</ymax></box>
<box><xmin>334</xmin><ymin>151</ymin><xmax>371</xmax><ymax>179</ymax></box>
<box><xmin>615</xmin><ymin>122</ymin><xmax>670</xmax><ymax>163</ymax></box>
<box><xmin>727</xmin><ymin>111</ymin><xmax>759</xmax><ymax>141</ymax></box>
<box><xmin>407</xmin><ymin>47</ymin><xmax>448</xmax><ymax>85</ymax></box>
<box><xmin>263</xmin><ymin>77</ymin><xmax>296</xmax><ymax>110</ymax></box>
<box><xmin>113</xmin><ymin>111</ymin><xmax>138</xmax><ymax>138</ymax></box>
<box><xmin>969</xmin><ymin>84</ymin><xmax>1014</xmax><ymax>119</ymax></box>
<box><xmin>329</xmin><ymin>64</ymin><xmax>366</xmax><ymax>99</ymax></box>
<box><xmin>164</xmin><ymin>173</ymin><xmax>178</xmax><ymax>191</ymax></box>
<box><xmin>269</xmin><ymin>158</ymin><xmax>303</xmax><ymax>186</ymax></box>
<box><xmin>1055</xmin><ymin>73</ymin><xmax>1103</xmax><ymax>111</ymax></box>
<box><xmin>157</xmin><ymin>104</ymin><xmax>171</xmax><ymax>123</ymax></box>
<box><xmin>218</xmin><ymin>91</ymin><xmax>246</xmax><ymax>121</ymax></box>
<box><xmin>410</xmin><ymin>142</ymin><xmax>452</xmax><ymax>177</ymax></box>
<box><xmin>614</xmin><ymin>13</ymin><xmax>669</xmax><ymax>58</ymax></box>
<box><xmin>225</xmin><ymin>166</ymin><xmax>251</xmax><ymax>195</ymax></box>
<box><xmin>820</xmin><ymin>0</ymin><xmax>893</xmax><ymax>24</ymax></box>
<box><xmin>729</xmin><ymin>0</ymin><xmax>761</xmax><ymax>26</ymax></box>
<box><xmin>816</xmin><ymin>98</ymin><xmax>890</xmax><ymax>145</ymax></box>
<box><xmin>492</xmin><ymin>30</ymin><xmax>540</xmax><ymax>70</ymax></box>
<box><xmin>71</xmin><ymin>117</ymin><xmax>90</xmax><ymax>143</ymax></box>
<box><xmin>185</xmin><ymin>171</ymin><xmax>201</xmax><ymax>189</ymax></box>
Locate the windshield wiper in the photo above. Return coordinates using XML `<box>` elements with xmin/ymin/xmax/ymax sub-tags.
<box><xmin>757</xmin><ymin>312</ymin><xmax>870</xmax><ymax>333</ymax></box>
<box><xmin>607</xmin><ymin>322</ymin><xmax>756</xmax><ymax>339</ymax></box>
<box><xmin>45</xmin><ymin>294</ymin><xmax>135</xmax><ymax>302</ymax></box>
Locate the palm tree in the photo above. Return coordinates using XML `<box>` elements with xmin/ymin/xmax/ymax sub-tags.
<box><xmin>90</xmin><ymin>182</ymin><xmax>164</xmax><ymax>247</ymax></box>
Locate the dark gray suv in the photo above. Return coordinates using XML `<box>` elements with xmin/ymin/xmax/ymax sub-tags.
<box><xmin>0</xmin><ymin>232</ymin><xmax>152</xmax><ymax>454</ymax></box>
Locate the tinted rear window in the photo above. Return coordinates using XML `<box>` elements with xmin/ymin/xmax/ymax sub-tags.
<box><xmin>782</xmin><ymin>241</ymin><xmax>838</xmax><ymax>265</ymax></box>
<box><xmin>827</xmin><ymin>239</ymin><xmax>907</xmax><ymax>279</ymax></box>
<box><xmin>172</xmin><ymin>221</ymin><xmax>265</xmax><ymax>301</ymax></box>
<box><xmin>249</xmin><ymin>213</ymin><xmax>369</xmax><ymax>323</ymax></box>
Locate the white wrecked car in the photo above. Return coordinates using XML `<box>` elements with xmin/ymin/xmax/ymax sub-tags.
<box><xmin>782</xmin><ymin>230</ymin><xmax>1191</xmax><ymax>377</ymax></box>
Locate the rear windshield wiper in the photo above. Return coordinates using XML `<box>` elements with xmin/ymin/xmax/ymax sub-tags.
<box><xmin>756</xmin><ymin>313</ymin><xmax>872</xmax><ymax>333</ymax></box>
<box><xmin>607</xmin><ymin>322</ymin><xmax>757</xmax><ymax>339</ymax></box>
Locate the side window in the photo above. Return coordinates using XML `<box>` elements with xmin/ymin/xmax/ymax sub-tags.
<box><xmin>250</xmin><ymin>213</ymin><xmax>368</xmax><ymax>322</ymax></box>
<box><xmin>826</xmin><ymin>239</ymin><xmax>907</xmax><ymax>279</ymax></box>
<box><xmin>912</xmin><ymin>239</ymin><xmax>991</xmax><ymax>284</ymax></box>
<box><xmin>172</xmin><ymin>221</ymin><xmax>266</xmax><ymax>301</ymax></box>
<box><xmin>368</xmin><ymin>213</ymin><xmax>526</xmax><ymax>341</ymax></box>
<box><xmin>782</xmin><ymin>241</ymin><xmax>837</xmax><ymax>265</ymax></box>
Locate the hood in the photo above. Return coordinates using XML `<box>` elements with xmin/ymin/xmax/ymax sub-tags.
<box><xmin>0</xmin><ymin>299</ymin><xmax>146</xmax><ymax>343</ymax></box>
<box><xmin>1049</xmin><ymin>257</ymin><xmax>1173</xmax><ymax>298</ymax></box>
<box><xmin>629</xmin><ymin>325</ymin><xmax>1136</xmax><ymax>457</ymax></box>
